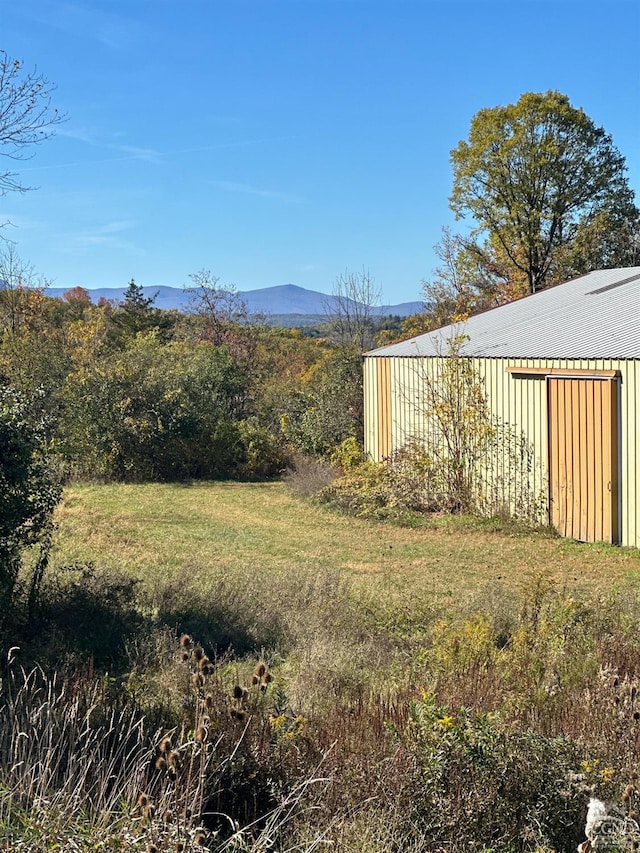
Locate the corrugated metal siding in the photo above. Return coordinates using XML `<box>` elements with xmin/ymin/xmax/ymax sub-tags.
<box><xmin>363</xmin><ymin>355</ymin><xmax>640</xmax><ymax>548</ymax></box>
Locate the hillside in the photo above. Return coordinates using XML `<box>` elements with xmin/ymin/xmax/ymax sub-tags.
<box><xmin>44</xmin><ymin>282</ymin><xmax>424</xmax><ymax>318</ymax></box>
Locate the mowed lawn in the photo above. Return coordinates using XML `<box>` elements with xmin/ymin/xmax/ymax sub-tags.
<box><xmin>52</xmin><ymin>481</ymin><xmax>640</xmax><ymax>611</ymax></box>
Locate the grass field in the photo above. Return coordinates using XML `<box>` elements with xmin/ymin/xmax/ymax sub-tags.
<box><xmin>7</xmin><ymin>481</ymin><xmax>640</xmax><ymax>851</ymax></box>
<box><xmin>53</xmin><ymin>480</ymin><xmax>640</xmax><ymax>607</ymax></box>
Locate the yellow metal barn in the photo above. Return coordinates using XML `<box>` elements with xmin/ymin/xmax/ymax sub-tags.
<box><xmin>364</xmin><ymin>267</ymin><xmax>640</xmax><ymax>547</ymax></box>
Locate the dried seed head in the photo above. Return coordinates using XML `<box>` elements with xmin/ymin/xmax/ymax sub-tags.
<box><xmin>260</xmin><ymin>683</ymin><xmax>267</xmax><ymax>693</ymax></box>
<box><xmin>251</xmin><ymin>674</ymin><xmax>259</xmax><ymax>685</ymax></box>
<box><xmin>181</xmin><ymin>650</ymin><xmax>189</xmax><ymax>661</ymax></box>
<box><xmin>155</xmin><ymin>756</ymin><xmax>167</xmax><ymax>771</ymax></box>
<box><xmin>148</xmin><ymin>845</ymin><xmax>158</xmax><ymax>853</ymax></box>
<box><xmin>194</xmin><ymin>830</ymin><xmax>207</xmax><ymax>845</ymax></box>
<box><xmin>137</xmin><ymin>792</ymin><xmax>149</xmax><ymax>807</ymax></box>
<box><xmin>193</xmin><ymin>646</ymin><xmax>204</xmax><ymax>661</ymax></box>
<box><xmin>174</xmin><ymin>843</ymin><xmax>185</xmax><ymax>853</ymax></box>
<box><xmin>167</xmin><ymin>750</ymin><xmax>179</xmax><ymax>768</ymax></box>
<box><xmin>198</xmin><ymin>656</ymin><xmax>210</xmax><ymax>671</ymax></box>
<box><xmin>179</xmin><ymin>634</ymin><xmax>191</xmax><ymax>647</ymax></box>
<box><xmin>262</xmin><ymin>671</ymin><xmax>273</xmax><ymax>684</ymax></box>
<box><xmin>167</xmin><ymin>767</ymin><xmax>177</xmax><ymax>782</ymax></box>
<box><xmin>255</xmin><ymin>663</ymin><xmax>266</xmax><ymax>677</ymax></box>
<box><xmin>204</xmin><ymin>694</ymin><xmax>214</xmax><ymax>709</ymax></box>
<box><xmin>234</xmin><ymin>709</ymin><xmax>246</xmax><ymax>721</ymax></box>
<box><xmin>633</xmin><ymin>711</ymin><xmax>640</xmax><ymax>721</ymax></box>
<box><xmin>232</xmin><ymin>684</ymin><xmax>244</xmax><ymax>699</ymax></box>
<box><xmin>160</xmin><ymin>737</ymin><xmax>172</xmax><ymax>754</ymax></box>
<box><xmin>163</xmin><ymin>809</ymin><xmax>173</xmax><ymax>824</ymax></box>
<box><xmin>192</xmin><ymin>673</ymin><xmax>204</xmax><ymax>688</ymax></box>
<box><xmin>143</xmin><ymin>804</ymin><xmax>155</xmax><ymax>820</ymax></box>
<box><xmin>195</xmin><ymin>726</ymin><xmax>207</xmax><ymax>743</ymax></box>
<box><xmin>202</xmin><ymin>662</ymin><xmax>215</xmax><ymax>676</ymax></box>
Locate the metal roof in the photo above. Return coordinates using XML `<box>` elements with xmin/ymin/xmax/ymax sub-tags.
<box><xmin>367</xmin><ymin>268</ymin><xmax>640</xmax><ymax>360</ymax></box>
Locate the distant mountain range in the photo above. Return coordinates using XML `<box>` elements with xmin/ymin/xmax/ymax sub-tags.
<box><xmin>44</xmin><ymin>283</ymin><xmax>424</xmax><ymax>319</ymax></box>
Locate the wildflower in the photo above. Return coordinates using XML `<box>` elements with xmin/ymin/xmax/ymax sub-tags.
<box><xmin>437</xmin><ymin>715</ymin><xmax>454</xmax><ymax>731</ymax></box>
<box><xmin>599</xmin><ymin>766</ymin><xmax>615</xmax><ymax>783</ymax></box>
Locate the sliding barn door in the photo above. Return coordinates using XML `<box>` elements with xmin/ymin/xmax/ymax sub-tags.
<box><xmin>548</xmin><ymin>376</ymin><xmax>619</xmax><ymax>543</ymax></box>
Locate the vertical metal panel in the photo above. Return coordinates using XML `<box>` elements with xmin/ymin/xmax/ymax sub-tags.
<box><xmin>363</xmin><ymin>357</ymin><xmax>376</xmax><ymax>459</ymax></box>
<box><xmin>607</xmin><ymin>376</ymin><xmax>619</xmax><ymax>544</ymax></box>
<box><xmin>376</xmin><ymin>358</ymin><xmax>392</xmax><ymax>459</ymax></box>
<box><xmin>593</xmin><ymin>380</ymin><xmax>604</xmax><ymax>541</ymax></box>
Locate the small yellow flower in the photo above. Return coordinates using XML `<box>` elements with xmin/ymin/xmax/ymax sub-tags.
<box><xmin>600</xmin><ymin>766</ymin><xmax>615</xmax><ymax>783</ymax></box>
<box><xmin>269</xmin><ymin>714</ymin><xmax>286</xmax><ymax>731</ymax></box>
<box><xmin>437</xmin><ymin>715</ymin><xmax>454</xmax><ymax>731</ymax></box>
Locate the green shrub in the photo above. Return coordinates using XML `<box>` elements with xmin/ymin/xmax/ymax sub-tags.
<box><xmin>0</xmin><ymin>386</ymin><xmax>61</xmax><ymax>633</ymax></box>
<box><xmin>236</xmin><ymin>420</ymin><xmax>290</xmax><ymax>480</ymax></box>
<box><xmin>397</xmin><ymin>692</ymin><xmax>585</xmax><ymax>851</ymax></box>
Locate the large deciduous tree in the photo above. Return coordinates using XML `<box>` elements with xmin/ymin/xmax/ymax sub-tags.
<box><xmin>0</xmin><ymin>50</ymin><xmax>65</xmax><ymax>197</ymax></box>
<box><xmin>450</xmin><ymin>91</ymin><xmax>639</xmax><ymax>295</ymax></box>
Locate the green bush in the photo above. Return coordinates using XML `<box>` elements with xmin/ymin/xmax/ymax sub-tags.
<box><xmin>397</xmin><ymin>692</ymin><xmax>585</xmax><ymax>851</ymax></box>
<box><xmin>0</xmin><ymin>386</ymin><xmax>61</xmax><ymax>632</ymax></box>
<box><xmin>236</xmin><ymin>420</ymin><xmax>290</xmax><ymax>480</ymax></box>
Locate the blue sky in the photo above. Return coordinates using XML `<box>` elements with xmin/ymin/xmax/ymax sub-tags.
<box><xmin>2</xmin><ymin>0</ymin><xmax>639</xmax><ymax>305</ymax></box>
